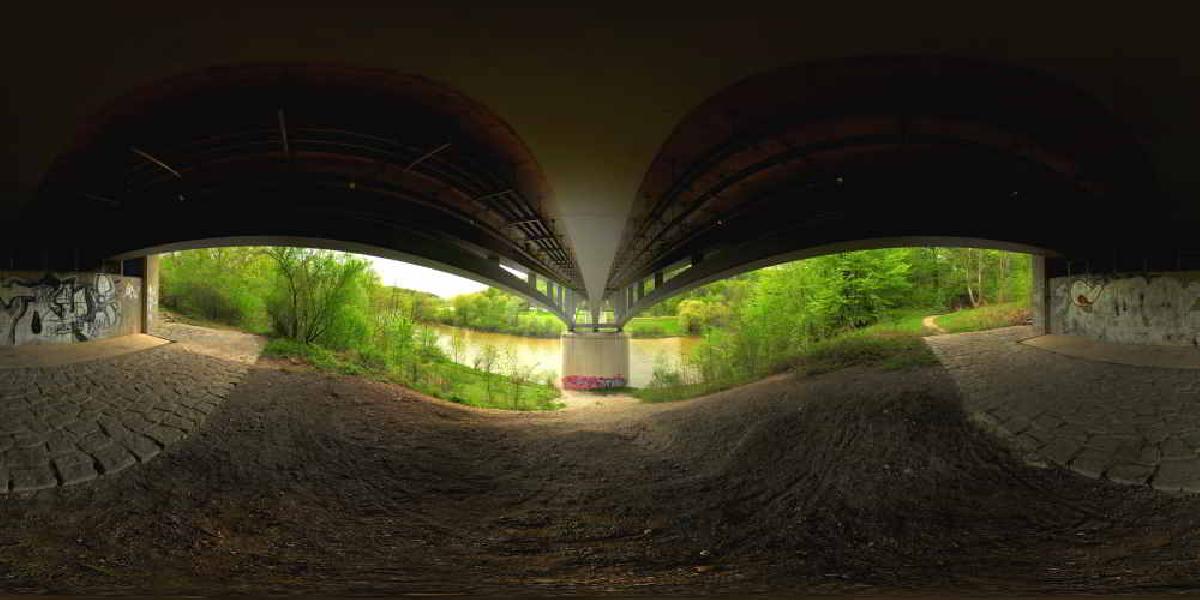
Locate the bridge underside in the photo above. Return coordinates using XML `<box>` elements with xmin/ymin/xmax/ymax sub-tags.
<box><xmin>8</xmin><ymin>65</ymin><xmax>585</xmax><ymax>323</ymax></box>
<box><xmin>6</xmin><ymin>56</ymin><xmax>1200</xmax><ymax>341</ymax></box>
<box><xmin>605</xmin><ymin>57</ymin><xmax>1195</xmax><ymax>325</ymax></box>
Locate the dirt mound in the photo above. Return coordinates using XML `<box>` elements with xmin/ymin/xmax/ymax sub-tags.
<box><xmin>5</xmin><ymin>352</ymin><xmax>1200</xmax><ymax>595</ymax></box>
<box><xmin>631</xmin><ymin>367</ymin><xmax>1200</xmax><ymax>590</ymax></box>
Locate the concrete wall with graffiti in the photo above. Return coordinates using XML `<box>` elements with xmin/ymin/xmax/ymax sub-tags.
<box><xmin>0</xmin><ymin>272</ymin><xmax>142</xmax><ymax>346</ymax></box>
<box><xmin>560</xmin><ymin>331</ymin><xmax>630</xmax><ymax>390</ymax></box>
<box><xmin>1048</xmin><ymin>272</ymin><xmax>1200</xmax><ymax>346</ymax></box>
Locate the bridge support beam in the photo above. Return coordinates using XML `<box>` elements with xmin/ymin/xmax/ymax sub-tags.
<box><xmin>142</xmin><ymin>254</ymin><xmax>160</xmax><ymax>334</ymax></box>
<box><xmin>560</xmin><ymin>331</ymin><xmax>630</xmax><ymax>390</ymax></box>
<box><xmin>1030</xmin><ymin>254</ymin><xmax>1049</xmax><ymax>335</ymax></box>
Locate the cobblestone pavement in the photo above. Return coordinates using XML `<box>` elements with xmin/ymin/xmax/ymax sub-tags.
<box><xmin>0</xmin><ymin>325</ymin><xmax>264</xmax><ymax>494</ymax></box>
<box><xmin>927</xmin><ymin>326</ymin><xmax>1200</xmax><ymax>492</ymax></box>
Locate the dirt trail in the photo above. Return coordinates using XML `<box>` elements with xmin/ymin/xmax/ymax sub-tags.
<box><xmin>922</xmin><ymin>314</ymin><xmax>947</xmax><ymax>334</ymax></box>
<box><xmin>3</xmin><ymin>345</ymin><xmax>1200</xmax><ymax>595</ymax></box>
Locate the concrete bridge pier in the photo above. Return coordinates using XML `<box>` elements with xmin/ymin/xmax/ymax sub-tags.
<box><xmin>560</xmin><ymin>331</ymin><xmax>630</xmax><ymax>390</ymax></box>
<box><xmin>1029</xmin><ymin>254</ymin><xmax>1200</xmax><ymax>347</ymax></box>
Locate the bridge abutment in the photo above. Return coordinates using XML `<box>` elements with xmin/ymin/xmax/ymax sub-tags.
<box><xmin>1033</xmin><ymin>255</ymin><xmax>1200</xmax><ymax>347</ymax></box>
<box><xmin>560</xmin><ymin>331</ymin><xmax>630</xmax><ymax>390</ymax></box>
<box><xmin>1</xmin><ymin>270</ymin><xmax>144</xmax><ymax>347</ymax></box>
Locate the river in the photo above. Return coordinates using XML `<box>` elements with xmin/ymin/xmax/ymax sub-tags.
<box><xmin>429</xmin><ymin>324</ymin><xmax>700</xmax><ymax>388</ymax></box>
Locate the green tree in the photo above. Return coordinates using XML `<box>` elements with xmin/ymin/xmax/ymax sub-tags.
<box><xmin>264</xmin><ymin>248</ymin><xmax>374</xmax><ymax>347</ymax></box>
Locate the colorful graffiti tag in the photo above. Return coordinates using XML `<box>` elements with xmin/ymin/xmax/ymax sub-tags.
<box><xmin>562</xmin><ymin>374</ymin><xmax>628</xmax><ymax>390</ymax></box>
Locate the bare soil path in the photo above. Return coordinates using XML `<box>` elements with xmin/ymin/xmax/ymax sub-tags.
<box><xmin>922</xmin><ymin>314</ymin><xmax>947</xmax><ymax>335</ymax></box>
<box><xmin>3</xmin><ymin>326</ymin><xmax>1200</xmax><ymax>595</ymax></box>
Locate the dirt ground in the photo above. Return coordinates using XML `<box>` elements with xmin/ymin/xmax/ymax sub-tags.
<box><xmin>4</xmin><ymin>353</ymin><xmax>1200</xmax><ymax>596</ymax></box>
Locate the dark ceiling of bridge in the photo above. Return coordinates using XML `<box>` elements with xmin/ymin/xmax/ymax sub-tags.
<box><xmin>21</xmin><ymin>65</ymin><xmax>582</xmax><ymax>288</ymax></box>
<box><xmin>5</xmin><ymin>4</ymin><xmax>1200</xmax><ymax>301</ymax></box>
<box><xmin>607</xmin><ymin>56</ymin><xmax>1175</xmax><ymax>291</ymax></box>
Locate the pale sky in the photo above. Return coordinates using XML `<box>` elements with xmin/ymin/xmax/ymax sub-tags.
<box><xmin>363</xmin><ymin>255</ymin><xmax>487</xmax><ymax>298</ymax></box>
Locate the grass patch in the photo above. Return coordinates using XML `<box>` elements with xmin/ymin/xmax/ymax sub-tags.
<box><xmin>263</xmin><ymin>338</ymin><xmax>563</xmax><ymax>411</ymax></box>
<box><xmin>633</xmin><ymin>379</ymin><xmax>751</xmax><ymax>403</ymax></box>
<box><xmin>627</xmin><ymin>315</ymin><xmax>686</xmax><ymax>338</ymax></box>
<box><xmin>632</xmin><ymin>327</ymin><xmax>938</xmax><ymax>404</ymax></box>
<box><xmin>935</xmin><ymin>301</ymin><xmax>1031</xmax><ymax>334</ymax></box>
<box><xmin>795</xmin><ymin>331</ymin><xmax>939</xmax><ymax>375</ymax></box>
<box><xmin>863</xmin><ymin>307</ymin><xmax>941</xmax><ymax>336</ymax></box>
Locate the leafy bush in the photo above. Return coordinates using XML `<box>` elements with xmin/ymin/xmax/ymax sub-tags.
<box><xmin>159</xmin><ymin>248</ymin><xmax>272</xmax><ymax>331</ymax></box>
<box><xmin>627</xmin><ymin>316</ymin><xmax>685</xmax><ymax>338</ymax></box>
<box><xmin>264</xmin><ymin>248</ymin><xmax>375</xmax><ymax>348</ymax></box>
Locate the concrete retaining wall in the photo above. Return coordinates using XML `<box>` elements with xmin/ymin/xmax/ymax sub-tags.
<box><xmin>0</xmin><ymin>272</ymin><xmax>142</xmax><ymax>346</ymax></box>
<box><xmin>1048</xmin><ymin>271</ymin><xmax>1200</xmax><ymax>347</ymax></box>
<box><xmin>561</xmin><ymin>332</ymin><xmax>630</xmax><ymax>390</ymax></box>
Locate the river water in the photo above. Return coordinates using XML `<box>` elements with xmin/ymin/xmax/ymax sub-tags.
<box><xmin>429</xmin><ymin>324</ymin><xmax>699</xmax><ymax>388</ymax></box>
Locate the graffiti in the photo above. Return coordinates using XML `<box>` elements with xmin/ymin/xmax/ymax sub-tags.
<box><xmin>0</xmin><ymin>274</ymin><xmax>126</xmax><ymax>345</ymax></box>
<box><xmin>1051</xmin><ymin>274</ymin><xmax>1200</xmax><ymax>346</ymax></box>
<box><xmin>562</xmin><ymin>374</ymin><xmax>627</xmax><ymax>390</ymax></box>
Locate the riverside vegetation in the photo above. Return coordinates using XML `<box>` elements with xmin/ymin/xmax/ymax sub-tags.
<box><xmin>160</xmin><ymin>248</ymin><xmax>561</xmax><ymax>410</ymax></box>
<box><xmin>161</xmin><ymin>245</ymin><xmax>1032</xmax><ymax>407</ymax></box>
<box><xmin>635</xmin><ymin>247</ymin><xmax>1033</xmax><ymax>402</ymax></box>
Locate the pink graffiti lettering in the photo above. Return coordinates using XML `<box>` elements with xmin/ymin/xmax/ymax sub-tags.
<box><xmin>562</xmin><ymin>374</ymin><xmax>627</xmax><ymax>390</ymax></box>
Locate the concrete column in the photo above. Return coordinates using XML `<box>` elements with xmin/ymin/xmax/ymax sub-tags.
<box><xmin>637</xmin><ymin>279</ymin><xmax>646</xmax><ymax>300</ymax></box>
<box><xmin>142</xmin><ymin>254</ymin><xmax>160</xmax><ymax>334</ymax></box>
<box><xmin>560</xmin><ymin>331</ymin><xmax>631</xmax><ymax>390</ymax></box>
<box><xmin>1030</xmin><ymin>254</ymin><xmax>1049</xmax><ymax>335</ymax></box>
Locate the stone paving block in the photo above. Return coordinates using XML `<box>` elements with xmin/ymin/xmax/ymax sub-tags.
<box><xmin>76</xmin><ymin>431</ymin><xmax>115</xmax><ymax>454</ymax></box>
<box><xmin>1070</xmin><ymin>450</ymin><xmax>1113</xmax><ymax>479</ymax></box>
<box><xmin>46</xmin><ymin>436</ymin><xmax>77</xmax><ymax>457</ymax></box>
<box><xmin>1004</xmin><ymin>414</ymin><xmax>1031</xmax><ymax>434</ymax></box>
<box><xmin>53</xmin><ymin>452</ymin><xmax>98</xmax><ymax>486</ymax></box>
<box><xmin>160</xmin><ymin>413</ymin><xmax>194</xmax><ymax>432</ymax></box>
<box><xmin>144</xmin><ymin>408</ymin><xmax>170</xmax><ymax>424</ymax></box>
<box><xmin>1155</xmin><ymin>458</ymin><xmax>1200</xmax><ymax>493</ymax></box>
<box><xmin>1055</xmin><ymin>423</ymin><xmax>1090</xmax><ymax>442</ymax></box>
<box><xmin>0</xmin><ymin>414</ymin><xmax>28</xmax><ymax>435</ymax></box>
<box><xmin>1161</xmin><ymin>437</ymin><xmax>1194</xmax><ymax>460</ymax></box>
<box><xmin>145</xmin><ymin>425</ymin><xmax>184</xmax><ymax>446</ymax></box>
<box><xmin>64</xmin><ymin>420</ymin><xmax>101</xmax><ymax>438</ymax></box>
<box><xmin>1032</xmin><ymin>414</ymin><xmax>1064</xmax><ymax>431</ymax></box>
<box><xmin>1139</xmin><ymin>444</ymin><xmax>1162</xmax><ymax>465</ymax></box>
<box><xmin>97</xmin><ymin>421</ymin><xmax>134</xmax><ymax>441</ymax></box>
<box><xmin>1040</xmin><ymin>437</ymin><xmax>1082</xmax><ymax>465</ymax></box>
<box><xmin>1183</xmin><ymin>431</ymin><xmax>1200</xmax><ymax>449</ymax></box>
<box><xmin>1086</xmin><ymin>434</ymin><xmax>1135</xmax><ymax>453</ymax></box>
<box><xmin>121</xmin><ymin>434</ymin><xmax>162</xmax><ymax>463</ymax></box>
<box><xmin>10</xmin><ymin>465</ymin><xmax>57</xmax><ymax>492</ymax></box>
<box><xmin>1107</xmin><ymin>463</ymin><xmax>1155</xmax><ymax>485</ymax></box>
<box><xmin>1012</xmin><ymin>433</ymin><xmax>1044</xmax><ymax>453</ymax></box>
<box><xmin>0</xmin><ymin>435</ymin><xmax>13</xmax><ymax>453</ymax></box>
<box><xmin>121</xmin><ymin>414</ymin><xmax>153</xmax><ymax>433</ymax></box>
<box><xmin>42</xmin><ymin>411</ymin><xmax>74</xmax><ymax>431</ymax></box>
<box><xmin>0</xmin><ymin>466</ymin><xmax>8</xmax><ymax>494</ymax></box>
<box><xmin>10</xmin><ymin>431</ymin><xmax>47</xmax><ymax>448</ymax></box>
<box><xmin>1141</xmin><ymin>426</ymin><xmax>1170</xmax><ymax>444</ymax></box>
<box><xmin>5</xmin><ymin>445</ymin><xmax>48</xmax><ymax>467</ymax></box>
<box><xmin>1025</xmin><ymin>427</ymin><xmax>1056</xmax><ymax>445</ymax></box>
<box><xmin>92</xmin><ymin>444</ymin><xmax>136</xmax><ymax>475</ymax></box>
